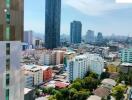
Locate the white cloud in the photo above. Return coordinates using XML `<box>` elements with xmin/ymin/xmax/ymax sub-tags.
<box><xmin>63</xmin><ymin>0</ymin><xmax>131</xmax><ymax>15</ymax></box>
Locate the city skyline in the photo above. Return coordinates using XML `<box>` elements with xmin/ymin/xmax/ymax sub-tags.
<box><xmin>25</xmin><ymin>0</ymin><xmax>132</xmax><ymax>36</ymax></box>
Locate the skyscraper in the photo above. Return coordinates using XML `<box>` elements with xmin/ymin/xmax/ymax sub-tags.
<box><xmin>70</xmin><ymin>21</ymin><xmax>82</xmax><ymax>44</ymax></box>
<box><xmin>96</xmin><ymin>32</ymin><xmax>104</xmax><ymax>44</ymax></box>
<box><xmin>45</xmin><ymin>0</ymin><xmax>61</xmax><ymax>49</ymax></box>
<box><xmin>0</xmin><ymin>0</ymin><xmax>24</xmax><ymax>100</ymax></box>
<box><xmin>24</xmin><ymin>31</ymin><xmax>33</xmax><ymax>45</ymax></box>
<box><xmin>85</xmin><ymin>30</ymin><xmax>95</xmax><ymax>44</ymax></box>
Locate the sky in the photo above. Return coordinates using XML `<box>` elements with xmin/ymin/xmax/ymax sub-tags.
<box><xmin>24</xmin><ymin>0</ymin><xmax>132</xmax><ymax>36</ymax></box>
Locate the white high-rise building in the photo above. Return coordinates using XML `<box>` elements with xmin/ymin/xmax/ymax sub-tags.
<box><xmin>0</xmin><ymin>0</ymin><xmax>24</xmax><ymax>99</ymax></box>
<box><xmin>66</xmin><ymin>53</ymin><xmax>104</xmax><ymax>81</ymax></box>
<box><xmin>0</xmin><ymin>42</ymin><xmax>24</xmax><ymax>100</ymax></box>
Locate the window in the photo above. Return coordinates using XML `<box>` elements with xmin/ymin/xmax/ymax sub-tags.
<box><xmin>6</xmin><ymin>0</ymin><xmax>10</xmax><ymax>8</ymax></box>
<box><xmin>6</xmin><ymin>12</ymin><xmax>10</xmax><ymax>24</ymax></box>
<box><xmin>6</xmin><ymin>43</ymin><xmax>10</xmax><ymax>55</ymax></box>
<box><xmin>6</xmin><ymin>74</ymin><xmax>10</xmax><ymax>86</ymax></box>
<box><xmin>5</xmin><ymin>26</ymin><xmax>10</xmax><ymax>40</ymax></box>
<box><xmin>6</xmin><ymin>89</ymin><xmax>9</xmax><ymax>100</ymax></box>
<box><xmin>6</xmin><ymin>58</ymin><xmax>10</xmax><ymax>71</ymax></box>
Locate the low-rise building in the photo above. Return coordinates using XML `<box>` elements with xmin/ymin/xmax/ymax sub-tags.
<box><xmin>39</xmin><ymin>50</ymin><xmax>65</xmax><ymax>65</ymax></box>
<box><xmin>87</xmin><ymin>95</ymin><xmax>101</xmax><ymax>100</ymax></box>
<box><xmin>93</xmin><ymin>87</ymin><xmax>110</xmax><ymax>99</ymax></box>
<box><xmin>38</xmin><ymin>66</ymin><xmax>53</xmax><ymax>81</ymax></box>
<box><xmin>23</xmin><ymin>65</ymin><xmax>43</xmax><ymax>87</ymax></box>
<box><xmin>101</xmin><ymin>78</ymin><xmax>116</xmax><ymax>89</ymax></box>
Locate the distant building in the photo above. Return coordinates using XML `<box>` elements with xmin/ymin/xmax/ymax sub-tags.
<box><xmin>35</xmin><ymin>39</ymin><xmax>43</xmax><ymax>48</ymax></box>
<box><xmin>70</xmin><ymin>21</ymin><xmax>82</xmax><ymax>44</ymax></box>
<box><xmin>66</xmin><ymin>53</ymin><xmax>104</xmax><ymax>81</ymax></box>
<box><xmin>45</xmin><ymin>0</ymin><xmax>61</xmax><ymax>49</ymax></box>
<box><xmin>120</xmin><ymin>48</ymin><xmax>132</xmax><ymax>63</ymax></box>
<box><xmin>96</xmin><ymin>32</ymin><xmax>103</xmax><ymax>44</ymax></box>
<box><xmin>85</xmin><ymin>30</ymin><xmax>95</xmax><ymax>44</ymax></box>
<box><xmin>39</xmin><ymin>50</ymin><xmax>65</xmax><ymax>65</ymax></box>
<box><xmin>24</xmin><ymin>31</ymin><xmax>33</xmax><ymax>45</ymax></box>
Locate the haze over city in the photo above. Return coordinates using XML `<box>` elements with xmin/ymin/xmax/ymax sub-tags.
<box><xmin>25</xmin><ymin>0</ymin><xmax>132</xmax><ymax>36</ymax></box>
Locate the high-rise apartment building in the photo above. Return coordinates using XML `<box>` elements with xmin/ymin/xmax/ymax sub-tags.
<box><xmin>120</xmin><ymin>48</ymin><xmax>132</xmax><ymax>63</ymax></box>
<box><xmin>0</xmin><ymin>0</ymin><xmax>24</xmax><ymax>100</ymax></box>
<box><xmin>24</xmin><ymin>31</ymin><xmax>33</xmax><ymax>45</ymax></box>
<box><xmin>66</xmin><ymin>53</ymin><xmax>104</xmax><ymax>81</ymax></box>
<box><xmin>85</xmin><ymin>30</ymin><xmax>95</xmax><ymax>44</ymax></box>
<box><xmin>70</xmin><ymin>21</ymin><xmax>82</xmax><ymax>44</ymax></box>
<box><xmin>96</xmin><ymin>32</ymin><xmax>103</xmax><ymax>44</ymax></box>
<box><xmin>45</xmin><ymin>0</ymin><xmax>61</xmax><ymax>49</ymax></box>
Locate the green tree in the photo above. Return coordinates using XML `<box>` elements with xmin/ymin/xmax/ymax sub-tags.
<box><xmin>112</xmin><ymin>85</ymin><xmax>125</xmax><ymax>100</ymax></box>
<box><xmin>71</xmin><ymin>82</ymin><xmax>82</xmax><ymax>91</ymax></box>
<box><xmin>55</xmin><ymin>91</ymin><xmax>63</xmax><ymax>100</ymax></box>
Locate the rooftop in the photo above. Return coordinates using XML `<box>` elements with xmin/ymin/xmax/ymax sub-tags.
<box><xmin>101</xmin><ymin>78</ymin><xmax>116</xmax><ymax>86</ymax></box>
<box><xmin>93</xmin><ymin>87</ymin><xmax>110</xmax><ymax>98</ymax></box>
<box><xmin>87</xmin><ymin>95</ymin><xmax>101</xmax><ymax>100</ymax></box>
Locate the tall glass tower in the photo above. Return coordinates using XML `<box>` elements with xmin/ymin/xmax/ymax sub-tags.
<box><xmin>0</xmin><ymin>0</ymin><xmax>24</xmax><ymax>100</ymax></box>
<box><xmin>45</xmin><ymin>0</ymin><xmax>61</xmax><ymax>49</ymax></box>
<box><xmin>70</xmin><ymin>21</ymin><xmax>82</xmax><ymax>44</ymax></box>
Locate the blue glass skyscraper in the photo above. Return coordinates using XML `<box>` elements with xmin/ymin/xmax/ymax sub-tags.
<box><xmin>70</xmin><ymin>21</ymin><xmax>82</xmax><ymax>44</ymax></box>
<box><xmin>45</xmin><ymin>0</ymin><xmax>61</xmax><ymax>49</ymax></box>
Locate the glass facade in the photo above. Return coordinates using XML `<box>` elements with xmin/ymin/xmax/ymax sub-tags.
<box><xmin>6</xmin><ymin>0</ymin><xmax>10</xmax><ymax>8</ymax></box>
<box><xmin>70</xmin><ymin>21</ymin><xmax>82</xmax><ymax>44</ymax></box>
<box><xmin>6</xmin><ymin>89</ymin><xmax>9</xmax><ymax>100</ymax></box>
<box><xmin>6</xmin><ymin>73</ymin><xmax>10</xmax><ymax>86</ymax></box>
<box><xmin>45</xmin><ymin>0</ymin><xmax>61</xmax><ymax>49</ymax></box>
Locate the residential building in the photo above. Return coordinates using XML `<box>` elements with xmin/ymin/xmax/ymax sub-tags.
<box><xmin>39</xmin><ymin>66</ymin><xmax>53</xmax><ymax>81</ymax></box>
<box><xmin>70</xmin><ymin>21</ymin><xmax>82</xmax><ymax>44</ymax></box>
<box><xmin>85</xmin><ymin>30</ymin><xmax>95</xmax><ymax>44</ymax></box>
<box><xmin>23</xmin><ymin>65</ymin><xmax>43</xmax><ymax>87</ymax></box>
<box><xmin>87</xmin><ymin>95</ymin><xmax>101</xmax><ymax>100</ymax></box>
<box><xmin>0</xmin><ymin>0</ymin><xmax>24</xmax><ymax>100</ymax></box>
<box><xmin>35</xmin><ymin>39</ymin><xmax>43</xmax><ymax>48</ymax></box>
<box><xmin>24</xmin><ymin>31</ymin><xmax>33</xmax><ymax>45</ymax></box>
<box><xmin>45</xmin><ymin>0</ymin><xmax>61</xmax><ymax>49</ymax></box>
<box><xmin>89</xmin><ymin>54</ymin><xmax>104</xmax><ymax>75</ymax></box>
<box><xmin>120</xmin><ymin>48</ymin><xmax>132</xmax><ymax>63</ymax></box>
<box><xmin>101</xmin><ymin>78</ymin><xmax>116</xmax><ymax>89</ymax></box>
<box><xmin>93</xmin><ymin>87</ymin><xmax>110</xmax><ymax>99</ymax></box>
<box><xmin>66</xmin><ymin>53</ymin><xmax>104</xmax><ymax>81</ymax></box>
<box><xmin>39</xmin><ymin>50</ymin><xmax>65</xmax><ymax>65</ymax></box>
<box><xmin>96</xmin><ymin>32</ymin><xmax>103</xmax><ymax>44</ymax></box>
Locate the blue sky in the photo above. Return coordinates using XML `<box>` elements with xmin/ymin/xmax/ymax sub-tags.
<box><xmin>24</xmin><ymin>0</ymin><xmax>132</xmax><ymax>36</ymax></box>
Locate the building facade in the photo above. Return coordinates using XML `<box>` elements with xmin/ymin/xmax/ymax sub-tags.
<box><xmin>120</xmin><ymin>48</ymin><xmax>132</xmax><ymax>63</ymax></box>
<box><xmin>39</xmin><ymin>50</ymin><xmax>65</xmax><ymax>65</ymax></box>
<box><xmin>96</xmin><ymin>32</ymin><xmax>103</xmax><ymax>45</ymax></box>
<box><xmin>66</xmin><ymin>53</ymin><xmax>104</xmax><ymax>81</ymax></box>
<box><xmin>70</xmin><ymin>21</ymin><xmax>82</xmax><ymax>44</ymax></box>
<box><xmin>24</xmin><ymin>31</ymin><xmax>33</xmax><ymax>45</ymax></box>
<box><xmin>85</xmin><ymin>30</ymin><xmax>95</xmax><ymax>44</ymax></box>
<box><xmin>23</xmin><ymin>65</ymin><xmax>43</xmax><ymax>87</ymax></box>
<box><xmin>45</xmin><ymin>0</ymin><xmax>61</xmax><ymax>49</ymax></box>
<box><xmin>0</xmin><ymin>0</ymin><xmax>24</xmax><ymax>100</ymax></box>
